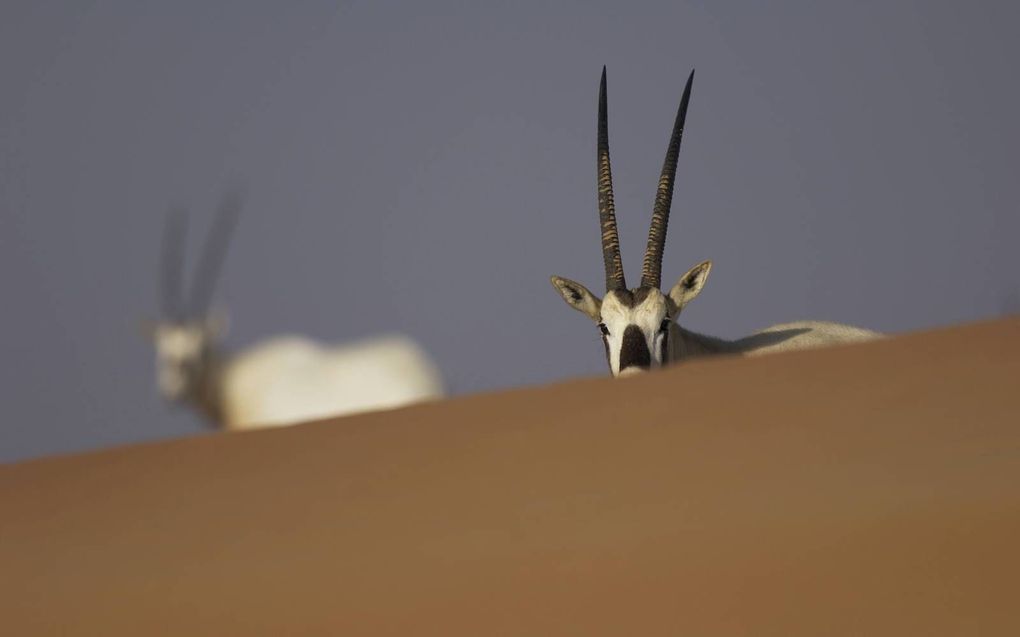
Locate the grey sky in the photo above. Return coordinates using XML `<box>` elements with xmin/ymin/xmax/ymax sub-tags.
<box><xmin>2</xmin><ymin>1</ymin><xmax>1018</xmax><ymax>462</ymax></box>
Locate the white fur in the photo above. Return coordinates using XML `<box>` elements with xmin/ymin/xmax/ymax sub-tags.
<box><xmin>551</xmin><ymin>270</ymin><xmax>882</xmax><ymax>378</ymax></box>
<box><xmin>600</xmin><ymin>292</ymin><xmax>670</xmax><ymax>375</ymax></box>
<box><xmin>735</xmin><ymin>321</ymin><xmax>882</xmax><ymax>356</ymax></box>
<box><xmin>154</xmin><ymin>325</ymin><xmax>206</xmax><ymax>399</ymax></box>
<box><xmin>152</xmin><ymin>324</ymin><xmax>444</xmax><ymax>430</ymax></box>
<box><xmin>219</xmin><ymin>335</ymin><xmax>443</xmax><ymax>430</ymax></box>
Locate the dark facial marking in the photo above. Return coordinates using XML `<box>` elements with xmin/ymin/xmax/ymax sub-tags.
<box><xmin>620</xmin><ymin>324</ymin><xmax>651</xmax><ymax>371</ymax></box>
<box><xmin>631</xmin><ymin>287</ymin><xmax>657</xmax><ymax>306</ymax></box>
<box><xmin>660</xmin><ymin>324</ymin><xmax>669</xmax><ymax>362</ymax></box>
<box><xmin>612</xmin><ymin>286</ymin><xmax>658</xmax><ymax>309</ymax></box>
<box><xmin>602</xmin><ymin>333</ymin><xmax>611</xmax><ymax>372</ymax></box>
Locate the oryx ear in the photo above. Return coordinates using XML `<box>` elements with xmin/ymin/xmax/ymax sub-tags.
<box><xmin>205</xmin><ymin>307</ymin><xmax>230</xmax><ymax>338</ymax></box>
<box><xmin>668</xmin><ymin>260</ymin><xmax>712</xmax><ymax>312</ymax></box>
<box><xmin>550</xmin><ymin>276</ymin><xmax>602</xmax><ymax>322</ymax></box>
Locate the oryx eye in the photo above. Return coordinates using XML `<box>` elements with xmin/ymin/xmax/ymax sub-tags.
<box><xmin>598</xmin><ymin>323</ymin><xmax>610</xmax><ymax>336</ymax></box>
<box><xmin>660</xmin><ymin>318</ymin><xmax>671</xmax><ymax>332</ymax></box>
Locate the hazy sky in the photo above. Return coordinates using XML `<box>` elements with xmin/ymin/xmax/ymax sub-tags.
<box><xmin>2</xmin><ymin>1</ymin><xmax>1018</xmax><ymax>462</ymax></box>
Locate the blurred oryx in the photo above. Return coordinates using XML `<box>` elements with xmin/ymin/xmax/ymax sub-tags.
<box><xmin>145</xmin><ymin>195</ymin><xmax>444</xmax><ymax>429</ymax></box>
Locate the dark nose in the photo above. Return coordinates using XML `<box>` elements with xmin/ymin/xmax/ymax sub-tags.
<box><xmin>619</xmin><ymin>325</ymin><xmax>651</xmax><ymax>371</ymax></box>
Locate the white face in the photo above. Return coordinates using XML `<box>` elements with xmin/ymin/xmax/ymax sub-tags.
<box><xmin>598</xmin><ymin>289</ymin><xmax>672</xmax><ymax>376</ymax></box>
<box><xmin>550</xmin><ymin>261</ymin><xmax>712</xmax><ymax>378</ymax></box>
<box><xmin>152</xmin><ymin>323</ymin><xmax>208</xmax><ymax>401</ymax></box>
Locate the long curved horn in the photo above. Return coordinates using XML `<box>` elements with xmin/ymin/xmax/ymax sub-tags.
<box><xmin>597</xmin><ymin>66</ymin><xmax>627</xmax><ymax>291</ymax></box>
<box><xmin>159</xmin><ymin>208</ymin><xmax>188</xmax><ymax>320</ymax></box>
<box><xmin>641</xmin><ymin>69</ymin><xmax>694</xmax><ymax>289</ymax></box>
<box><xmin>188</xmin><ymin>192</ymin><xmax>242</xmax><ymax>316</ymax></box>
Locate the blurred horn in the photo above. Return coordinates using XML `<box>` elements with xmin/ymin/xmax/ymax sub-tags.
<box><xmin>189</xmin><ymin>191</ymin><xmax>242</xmax><ymax>316</ymax></box>
<box><xmin>159</xmin><ymin>207</ymin><xmax>188</xmax><ymax>320</ymax></box>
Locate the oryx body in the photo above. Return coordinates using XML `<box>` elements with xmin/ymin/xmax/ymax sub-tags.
<box><xmin>218</xmin><ymin>335</ymin><xmax>441</xmax><ymax>428</ymax></box>
<box><xmin>148</xmin><ymin>197</ymin><xmax>444</xmax><ymax>430</ymax></box>
<box><xmin>551</xmin><ymin>68</ymin><xmax>880</xmax><ymax>377</ymax></box>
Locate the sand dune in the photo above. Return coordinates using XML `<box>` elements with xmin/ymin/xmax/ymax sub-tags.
<box><xmin>2</xmin><ymin>318</ymin><xmax>1018</xmax><ymax>635</ymax></box>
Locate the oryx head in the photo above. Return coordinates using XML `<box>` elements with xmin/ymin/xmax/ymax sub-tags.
<box><xmin>551</xmin><ymin>67</ymin><xmax>710</xmax><ymax>377</ymax></box>
<box><xmin>144</xmin><ymin>194</ymin><xmax>240</xmax><ymax>402</ymax></box>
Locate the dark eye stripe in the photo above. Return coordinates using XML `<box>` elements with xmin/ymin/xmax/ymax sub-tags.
<box><xmin>598</xmin><ymin>323</ymin><xmax>610</xmax><ymax>336</ymax></box>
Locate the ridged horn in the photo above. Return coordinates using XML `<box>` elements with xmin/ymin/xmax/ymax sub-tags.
<box><xmin>641</xmin><ymin>69</ymin><xmax>694</xmax><ymax>289</ymax></box>
<box><xmin>597</xmin><ymin>66</ymin><xmax>627</xmax><ymax>291</ymax></box>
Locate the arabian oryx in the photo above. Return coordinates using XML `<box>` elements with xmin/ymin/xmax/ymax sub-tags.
<box><xmin>145</xmin><ymin>195</ymin><xmax>444</xmax><ymax>430</ymax></box>
<box><xmin>550</xmin><ymin>68</ymin><xmax>880</xmax><ymax>377</ymax></box>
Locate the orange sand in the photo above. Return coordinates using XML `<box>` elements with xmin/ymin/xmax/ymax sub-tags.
<box><xmin>2</xmin><ymin>318</ymin><xmax>1018</xmax><ymax>635</ymax></box>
